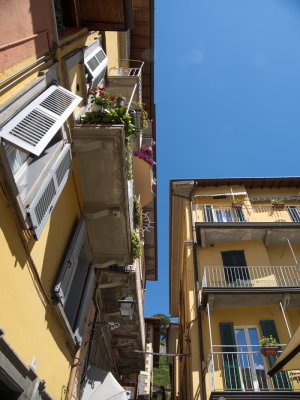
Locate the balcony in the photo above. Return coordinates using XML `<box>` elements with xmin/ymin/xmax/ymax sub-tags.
<box><xmin>195</xmin><ymin>204</ymin><xmax>300</xmax><ymax>224</ymax></box>
<box><xmin>93</xmin><ymin>259</ymin><xmax>146</xmax><ymax>373</ymax></box>
<box><xmin>201</xmin><ymin>266</ymin><xmax>300</xmax><ymax>307</ymax></box>
<box><xmin>107</xmin><ymin>60</ymin><xmax>143</xmax><ymax>104</ymax></box>
<box><xmin>73</xmin><ymin>125</ymin><xmax>134</xmax><ymax>266</ymax></box>
<box><xmin>207</xmin><ymin>346</ymin><xmax>300</xmax><ymax>399</ymax></box>
<box><xmin>195</xmin><ymin>205</ymin><xmax>300</xmax><ymax>247</ymax></box>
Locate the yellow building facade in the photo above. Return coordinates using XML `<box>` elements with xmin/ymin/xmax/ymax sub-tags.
<box><xmin>169</xmin><ymin>177</ymin><xmax>300</xmax><ymax>400</ymax></box>
<box><xmin>0</xmin><ymin>1</ymin><xmax>156</xmax><ymax>399</ymax></box>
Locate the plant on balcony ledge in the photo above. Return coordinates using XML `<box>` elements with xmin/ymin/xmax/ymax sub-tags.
<box><xmin>82</xmin><ymin>87</ymin><xmax>136</xmax><ymax>180</ymax></box>
<box><xmin>131</xmin><ymin>230</ymin><xmax>142</xmax><ymax>259</ymax></box>
<box><xmin>134</xmin><ymin>145</ymin><xmax>156</xmax><ymax>168</ymax></box>
<box><xmin>272</xmin><ymin>199</ymin><xmax>285</xmax><ymax>210</ymax></box>
<box><xmin>260</xmin><ymin>335</ymin><xmax>279</xmax><ymax>356</ymax></box>
<box><xmin>133</xmin><ymin>196</ymin><xmax>142</xmax><ymax>229</ymax></box>
<box><xmin>232</xmin><ymin>199</ymin><xmax>244</xmax><ymax>209</ymax></box>
<box><xmin>82</xmin><ymin>87</ymin><xmax>135</xmax><ymax>138</ymax></box>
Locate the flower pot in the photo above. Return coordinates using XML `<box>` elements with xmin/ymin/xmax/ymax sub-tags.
<box><xmin>261</xmin><ymin>347</ymin><xmax>278</xmax><ymax>356</ymax></box>
<box><xmin>232</xmin><ymin>203</ymin><xmax>243</xmax><ymax>209</ymax></box>
<box><xmin>272</xmin><ymin>203</ymin><xmax>284</xmax><ymax>210</ymax></box>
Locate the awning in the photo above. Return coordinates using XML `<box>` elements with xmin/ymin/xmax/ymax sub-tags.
<box><xmin>268</xmin><ymin>325</ymin><xmax>300</xmax><ymax>376</ymax></box>
<box><xmin>81</xmin><ymin>366</ymin><xmax>127</xmax><ymax>400</ymax></box>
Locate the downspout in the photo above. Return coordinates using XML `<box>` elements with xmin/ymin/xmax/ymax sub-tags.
<box><xmin>189</xmin><ymin>182</ymin><xmax>207</xmax><ymax>400</ymax></box>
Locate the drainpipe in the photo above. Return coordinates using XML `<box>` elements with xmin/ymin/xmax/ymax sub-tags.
<box><xmin>189</xmin><ymin>183</ymin><xmax>207</xmax><ymax>400</ymax></box>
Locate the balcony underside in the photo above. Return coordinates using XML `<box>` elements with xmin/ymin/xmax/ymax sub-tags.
<box><xmin>196</xmin><ymin>222</ymin><xmax>300</xmax><ymax>247</ymax></box>
<box><xmin>210</xmin><ymin>391</ymin><xmax>300</xmax><ymax>400</ymax></box>
<box><xmin>73</xmin><ymin>125</ymin><xmax>132</xmax><ymax>266</ymax></box>
<box><xmin>94</xmin><ymin>267</ymin><xmax>145</xmax><ymax>373</ymax></box>
<box><xmin>201</xmin><ymin>290</ymin><xmax>300</xmax><ymax>307</ymax></box>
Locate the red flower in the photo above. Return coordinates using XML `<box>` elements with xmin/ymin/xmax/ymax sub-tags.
<box><xmin>109</xmin><ymin>96</ymin><xmax>116</xmax><ymax>101</ymax></box>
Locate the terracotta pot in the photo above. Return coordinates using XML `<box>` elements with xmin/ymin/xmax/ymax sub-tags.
<box><xmin>232</xmin><ymin>203</ymin><xmax>243</xmax><ymax>209</ymax></box>
<box><xmin>272</xmin><ymin>203</ymin><xmax>284</xmax><ymax>210</ymax></box>
<box><xmin>261</xmin><ymin>347</ymin><xmax>278</xmax><ymax>356</ymax></box>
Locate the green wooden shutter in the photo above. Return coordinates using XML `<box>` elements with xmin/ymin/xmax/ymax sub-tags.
<box><xmin>260</xmin><ymin>320</ymin><xmax>291</xmax><ymax>390</ymax></box>
<box><xmin>219</xmin><ymin>322</ymin><xmax>241</xmax><ymax>390</ymax></box>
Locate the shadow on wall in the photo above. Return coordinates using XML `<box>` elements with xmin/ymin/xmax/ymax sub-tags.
<box><xmin>0</xmin><ymin>0</ymin><xmax>55</xmax><ymax>73</ymax></box>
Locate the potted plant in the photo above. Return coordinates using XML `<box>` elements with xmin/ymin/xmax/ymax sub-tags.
<box><xmin>272</xmin><ymin>199</ymin><xmax>285</xmax><ymax>210</ymax></box>
<box><xmin>232</xmin><ymin>199</ymin><xmax>244</xmax><ymax>209</ymax></box>
<box><xmin>260</xmin><ymin>335</ymin><xmax>279</xmax><ymax>356</ymax></box>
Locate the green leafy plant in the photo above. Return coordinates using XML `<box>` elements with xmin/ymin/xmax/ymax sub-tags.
<box><xmin>232</xmin><ymin>198</ymin><xmax>244</xmax><ymax>204</ymax></box>
<box><xmin>125</xmin><ymin>142</ymin><xmax>133</xmax><ymax>180</ymax></box>
<box><xmin>131</xmin><ymin>230</ymin><xmax>142</xmax><ymax>259</ymax></box>
<box><xmin>259</xmin><ymin>335</ymin><xmax>279</xmax><ymax>347</ymax></box>
<box><xmin>81</xmin><ymin>107</ymin><xmax>134</xmax><ymax>137</ymax></box>
<box><xmin>272</xmin><ymin>199</ymin><xmax>284</xmax><ymax>204</ymax></box>
<box><xmin>133</xmin><ymin>196</ymin><xmax>142</xmax><ymax>229</ymax></box>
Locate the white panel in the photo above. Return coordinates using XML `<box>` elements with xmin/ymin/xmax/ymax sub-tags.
<box><xmin>84</xmin><ymin>47</ymin><xmax>108</xmax><ymax>81</ymax></box>
<box><xmin>54</xmin><ymin>217</ymin><xmax>86</xmax><ymax>304</ymax></box>
<box><xmin>1</xmin><ymin>86</ymin><xmax>82</xmax><ymax>156</ymax></box>
<box><xmin>27</xmin><ymin>144</ymin><xmax>72</xmax><ymax>239</ymax></box>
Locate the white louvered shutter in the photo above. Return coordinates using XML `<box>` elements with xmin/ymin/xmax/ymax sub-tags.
<box><xmin>54</xmin><ymin>218</ymin><xmax>86</xmax><ymax>305</ymax></box>
<box><xmin>74</xmin><ymin>266</ymin><xmax>95</xmax><ymax>345</ymax></box>
<box><xmin>84</xmin><ymin>47</ymin><xmax>107</xmax><ymax>82</ymax></box>
<box><xmin>1</xmin><ymin>86</ymin><xmax>82</xmax><ymax>156</ymax></box>
<box><xmin>27</xmin><ymin>144</ymin><xmax>72</xmax><ymax>239</ymax></box>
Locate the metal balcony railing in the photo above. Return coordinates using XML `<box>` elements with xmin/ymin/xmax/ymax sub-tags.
<box><xmin>108</xmin><ymin>59</ymin><xmax>144</xmax><ymax>103</ymax></box>
<box><xmin>207</xmin><ymin>346</ymin><xmax>299</xmax><ymax>392</ymax></box>
<box><xmin>202</xmin><ymin>266</ymin><xmax>300</xmax><ymax>288</ymax></box>
<box><xmin>194</xmin><ymin>204</ymin><xmax>300</xmax><ymax>223</ymax></box>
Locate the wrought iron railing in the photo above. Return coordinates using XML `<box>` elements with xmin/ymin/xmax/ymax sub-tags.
<box><xmin>207</xmin><ymin>346</ymin><xmax>299</xmax><ymax>392</ymax></box>
<box><xmin>202</xmin><ymin>266</ymin><xmax>300</xmax><ymax>288</ymax></box>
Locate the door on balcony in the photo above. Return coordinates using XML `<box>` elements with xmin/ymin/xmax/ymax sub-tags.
<box><xmin>235</xmin><ymin>327</ymin><xmax>269</xmax><ymax>391</ymax></box>
<box><xmin>204</xmin><ymin>205</ymin><xmax>233</xmax><ymax>222</ymax></box>
<box><xmin>287</xmin><ymin>206</ymin><xmax>300</xmax><ymax>222</ymax></box>
<box><xmin>221</xmin><ymin>250</ymin><xmax>250</xmax><ymax>286</ymax></box>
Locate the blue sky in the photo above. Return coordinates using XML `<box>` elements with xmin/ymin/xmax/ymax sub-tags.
<box><xmin>144</xmin><ymin>0</ymin><xmax>300</xmax><ymax>317</ymax></box>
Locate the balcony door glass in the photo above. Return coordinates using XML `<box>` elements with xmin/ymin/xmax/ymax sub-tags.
<box><xmin>235</xmin><ymin>327</ymin><xmax>268</xmax><ymax>391</ymax></box>
<box><xmin>287</xmin><ymin>206</ymin><xmax>300</xmax><ymax>222</ymax></box>
<box><xmin>222</xmin><ymin>250</ymin><xmax>250</xmax><ymax>286</ymax></box>
<box><xmin>214</xmin><ymin>208</ymin><xmax>233</xmax><ymax>222</ymax></box>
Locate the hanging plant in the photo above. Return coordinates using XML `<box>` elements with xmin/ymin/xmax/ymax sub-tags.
<box><xmin>133</xmin><ymin>196</ymin><xmax>142</xmax><ymax>229</ymax></box>
<box><xmin>131</xmin><ymin>230</ymin><xmax>142</xmax><ymax>259</ymax></box>
<box><xmin>134</xmin><ymin>145</ymin><xmax>156</xmax><ymax>168</ymax></box>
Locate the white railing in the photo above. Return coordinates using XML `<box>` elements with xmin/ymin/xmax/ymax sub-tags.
<box><xmin>202</xmin><ymin>266</ymin><xmax>300</xmax><ymax>288</ymax></box>
<box><xmin>194</xmin><ymin>204</ymin><xmax>300</xmax><ymax>223</ymax></box>
<box><xmin>109</xmin><ymin>60</ymin><xmax>144</xmax><ymax>103</ymax></box>
<box><xmin>208</xmin><ymin>346</ymin><xmax>299</xmax><ymax>392</ymax></box>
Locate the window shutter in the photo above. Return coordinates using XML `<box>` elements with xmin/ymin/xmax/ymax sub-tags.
<box><xmin>74</xmin><ymin>266</ymin><xmax>95</xmax><ymax>345</ymax></box>
<box><xmin>84</xmin><ymin>48</ymin><xmax>107</xmax><ymax>83</ymax></box>
<box><xmin>54</xmin><ymin>218</ymin><xmax>86</xmax><ymax>305</ymax></box>
<box><xmin>219</xmin><ymin>322</ymin><xmax>241</xmax><ymax>390</ymax></box>
<box><xmin>27</xmin><ymin>144</ymin><xmax>72</xmax><ymax>239</ymax></box>
<box><xmin>260</xmin><ymin>320</ymin><xmax>291</xmax><ymax>390</ymax></box>
<box><xmin>204</xmin><ymin>205</ymin><xmax>214</xmax><ymax>222</ymax></box>
<box><xmin>1</xmin><ymin>85</ymin><xmax>82</xmax><ymax>156</ymax></box>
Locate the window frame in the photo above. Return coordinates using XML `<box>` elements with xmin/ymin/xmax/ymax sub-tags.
<box><xmin>0</xmin><ymin>81</ymin><xmax>82</xmax><ymax>238</ymax></box>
